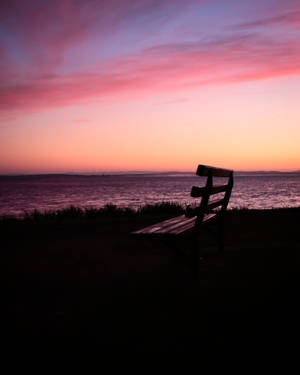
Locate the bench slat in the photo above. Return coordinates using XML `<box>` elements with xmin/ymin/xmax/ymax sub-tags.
<box><xmin>156</xmin><ymin>216</ymin><xmax>196</xmax><ymax>234</ymax></box>
<box><xmin>206</xmin><ymin>198</ymin><xmax>224</xmax><ymax>212</ymax></box>
<box><xmin>211</xmin><ymin>184</ymin><xmax>228</xmax><ymax>194</ymax></box>
<box><xmin>133</xmin><ymin>215</ymin><xmax>194</xmax><ymax>235</ymax></box>
<box><xmin>190</xmin><ymin>186</ymin><xmax>206</xmax><ymax>197</ymax></box>
<box><xmin>202</xmin><ymin>212</ymin><xmax>217</xmax><ymax>224</ymax></box>
<box><xmin>132</xmin><ymin>215</ymin><xmax>187</xmax><ymax>234</ymax></box>
<box><xmin>191</xmin><ymin>184</ymin><xmax>227</xmax><ymax>197</ymax></box>
<box><xmin>168</xmin><ymin>219</ymin><xmax>196</xmax><ymax>234</ymax></box>
<box><xmin>196</xmin><ymin>164</ymin><xmax>233</xmax><ymax>177</ymax></box>
<box><xmin>170</xmin><ymin>213</ymin><xmax>216</xmax><ymax>235</ymax></box>
<box><xmin>132</xmin><ymin>212</ymin><xmax>218</xmax><ymax>236</ymax></box>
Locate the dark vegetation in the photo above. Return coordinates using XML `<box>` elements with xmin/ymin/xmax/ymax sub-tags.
<box><xmin>2</xmin><ymin>203</ymin><xmax>300</xmax><ymax>351</ymax></box>
<box><xmin>1</xmin><ymin>202</ymin><xmax>184</xmax><ymax>221</ymax></box>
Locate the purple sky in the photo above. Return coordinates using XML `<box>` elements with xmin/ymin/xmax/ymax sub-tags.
<box><xmin>1</xmin><ymin>0</ymin><xmax>300</xmax><ymax>173</ymax></box>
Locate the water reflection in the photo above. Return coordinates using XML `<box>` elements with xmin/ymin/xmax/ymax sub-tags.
<box><xmin>0</xmin><ymin>174</ymin><xmax>299</xmax><ymax>217</ymax></box>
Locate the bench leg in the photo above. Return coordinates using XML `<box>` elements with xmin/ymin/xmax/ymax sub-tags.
<box><xmin>217</xmin><ymin>217</ymin><xmax>224</xmax><ymax>252</ymax></box>
<box><xmin>192</xmin><ymin>233</ymin><xmax>199</xmax><ymax>279</ymax></box>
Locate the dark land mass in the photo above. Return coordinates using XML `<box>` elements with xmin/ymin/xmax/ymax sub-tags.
<box><xmin>2</xmin><ymin>205</ymin><xmax>300</xmax><ymax>352</ymax></box>
<box><xmin>1</xmin><ymin>170</ymin><xmax>300</xmax><ymax>178</ymax></box>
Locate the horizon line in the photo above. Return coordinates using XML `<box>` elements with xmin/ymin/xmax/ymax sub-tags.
<box><xmin>1</xmin><ymin>169</ymin><xmax>300</xmax><ymax>177</ymax></box>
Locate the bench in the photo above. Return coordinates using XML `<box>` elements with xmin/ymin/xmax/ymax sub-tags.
<box><xmin>132</xmin><ymin>164</ymin><xmax>234</xmax><ymax>277</ymax></box>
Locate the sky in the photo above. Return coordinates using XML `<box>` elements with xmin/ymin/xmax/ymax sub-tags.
<box><xmin>1</xmin><ymin>0</ymin><xmax>300</xmax><ymax>174</ymax></box>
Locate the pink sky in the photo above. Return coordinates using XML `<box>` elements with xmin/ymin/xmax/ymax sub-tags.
<box><xmin>1</xmin><ymin>0</ymin><xmax>300</xmax><ymax>173</ymax></box>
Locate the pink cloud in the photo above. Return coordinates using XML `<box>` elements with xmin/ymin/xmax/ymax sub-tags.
<box><xmin>73</xmin><ymin>119</ymin><xmax>92</xmax><ymax>123</ymax></box>
<box><xmin>162</xmin><ymin>98</ymin><xmax>188</xmax><ymax>105</ymax></box>
<box><xmin>1</xmin><ymin>0</ymin><xmax>300</xmax><ymax>118</ymax></box>
<box><xmin>239</xmin><ymin>11</ymin><xmax>300</xmax><ymax>29</ymax></box>
<box><xmin>1</xmin><ymin>32</ymin><xmax>300</xmax><ymax>117</ymax></box>
<box><xmin>0</xmin><ymin>43</ymin><xmax>17</xmax><ymax>82</ymax></box>
<box><xmin>0</xmin><ymin>0</ymin><xmax>195</xmax><ymax>73</ymax></box>
<box><xmin>238</xmin><ymin>0</ymin><xmax>300</xmax><ymax>29</ymax></box>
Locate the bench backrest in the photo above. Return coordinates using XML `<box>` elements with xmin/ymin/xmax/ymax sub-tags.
<box><xmin>185</xmin><ymin>164</ymin><xmax>234</xmax><ymax>225</ymax></box>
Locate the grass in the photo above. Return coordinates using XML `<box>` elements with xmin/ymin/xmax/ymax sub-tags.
<box><xmin>1</xmin><ymin>201</ymin><xmax>184</xmax><ymax>222</ymax></box>
<box><xmin>2</xmin><ymin>201</ymin><xmax>300</xmax><ymax>223</ymax></box>
<box><xmin>2</xmin><ymin>203</ymin><xmax>300</xmax><ymax>351</ymax></box>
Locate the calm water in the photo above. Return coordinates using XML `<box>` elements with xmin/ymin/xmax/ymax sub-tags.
<box><xmin>0</xmin><ymin>173</ymin><xmax>300</xmax><ymax>217</ymax></box>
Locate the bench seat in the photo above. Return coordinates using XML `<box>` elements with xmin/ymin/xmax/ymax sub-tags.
<box><xmin>132</xmin><ymin>213</ymin><xmax>217</xmax><ymax>236</ymax></box>
<box><xmin>131</xmin><ymin>164</ymin><xmax>233</xmax><ymax>278</ymax></box>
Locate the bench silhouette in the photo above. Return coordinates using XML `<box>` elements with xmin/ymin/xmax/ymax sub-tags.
<box><xmin>132</xmin><ymin>164</ymin><xmax>234</xmax><ymax>277</ymax></box>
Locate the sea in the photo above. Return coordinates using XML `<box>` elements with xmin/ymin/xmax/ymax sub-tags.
<box><xmin>0</xmin><ymin>172</ymin><xmax>300</xmax><ymax>218</ymax></box>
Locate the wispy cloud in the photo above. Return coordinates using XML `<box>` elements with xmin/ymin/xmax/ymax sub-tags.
<box><xmin>0</xmin><ymin>0</ymin><xmax>195</xmax><ymax>73</ymax></box>
<box><xmin>1</xmin><ymin>0</ymin><xmax>300</xmax><ymax>118</ymax></box>
<box><xmin>1</xmin><ymin>32</ymin><xmax>300</xmax><ymax>116</ymax></box>
<box><xmin>237</xmin><ymin>0</ymin><xmax>300</xmax><ymax>29</ymax></box>
<box><xmin>162</xmin><ymin>98</ymin><xmax>188</xmax><ymax>105</ymax></box>
<box><xmin>73</xmin><ymin>119</ymin><xmax>92</xmax><ymax>124</ymax></box>
<box><xmin>238</xmin><ymin>11</ymin><xmax>300</xmax><ymax>29</ymax></box>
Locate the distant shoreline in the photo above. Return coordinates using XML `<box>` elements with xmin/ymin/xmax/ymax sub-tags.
<box><xmin>0</xmin><ymin>170</ymin><xmax>300</xmax><ymax>178</ymax></box>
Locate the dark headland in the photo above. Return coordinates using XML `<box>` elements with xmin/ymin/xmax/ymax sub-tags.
<box><xmin>2</xmin><ymin>204</ymin><xmax>300</xmax><ymax>352</ymax></box>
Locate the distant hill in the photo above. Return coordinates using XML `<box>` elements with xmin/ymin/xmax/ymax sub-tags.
<box><xmin>236</xmin><ymin>170</ymin><xmax>300</xmax><ymax>176</ymax></box>
<box><xmin>0</xmin><ymin>170</ymin><xmax>299</xmax><ymax>178</ymax></box>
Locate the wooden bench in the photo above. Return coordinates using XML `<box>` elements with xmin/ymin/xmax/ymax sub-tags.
<box><xmin>132</xmin><ymin>164</ymin><xmax>234</xmax><ymax>277</ymax></box>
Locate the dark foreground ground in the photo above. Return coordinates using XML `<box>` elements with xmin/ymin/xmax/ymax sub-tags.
<box><xmin>2</xmin><ymin>207</ymin><xmax>300</xmax><ymax>352</ymax></box>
